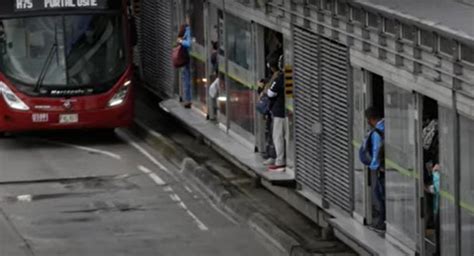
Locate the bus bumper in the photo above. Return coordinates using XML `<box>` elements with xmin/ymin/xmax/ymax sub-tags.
<box><xmin>0</xmin><ymin>103</ymin><xmax>134</xmax><ymax>132</ymax></box>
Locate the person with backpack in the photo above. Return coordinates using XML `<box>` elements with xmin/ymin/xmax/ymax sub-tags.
<box><xmin>266</xmin><ymin>56</ymin><xmax>286</xmax><ymax>171</ymax></box>
<box><xmin>359</xmin><ymin>107</ymin><xmax>386</xmax><ymax>232</ymax></box>
<box><xmin>176</xmin><ymin>16</ymin><xmax>192</xmax><ymax>108</ymax></box>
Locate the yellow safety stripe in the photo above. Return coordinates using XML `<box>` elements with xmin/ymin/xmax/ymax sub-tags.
<box><xmin>352</xmin><ymin>140</ymin><xmax>474</xmax><ymax>215</ymax></box>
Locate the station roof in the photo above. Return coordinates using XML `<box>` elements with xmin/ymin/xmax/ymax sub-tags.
<box><xmin>355</xmin><ymin>0</ymin><xmax>474</xmax><ymax>43</ymax></box>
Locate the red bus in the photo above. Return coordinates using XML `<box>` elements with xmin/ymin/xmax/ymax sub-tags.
<box><xmin>0</xmin><ymin>0</ymin><xmax>134</xmax><ymax>135</ymax></box>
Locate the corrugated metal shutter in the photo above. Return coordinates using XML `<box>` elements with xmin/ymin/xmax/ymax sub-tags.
<box><xmin>320</xmin><ymin>38</ymin><xmax>352</xmax><ymax>211</ymax></box>
<box><xmin>294</xmin><ymin>27</ymin><xmax>323</xmax><ymax>194</ymax></box>
<box><xmin>293</xmin><ymin>27</ymin><xmax>352</xmax><ymax>212</ymax></box>
<box><xmin>141</xmin><ymin>0</ymin><xmax>175</xmax><ymax>98</ymax></box>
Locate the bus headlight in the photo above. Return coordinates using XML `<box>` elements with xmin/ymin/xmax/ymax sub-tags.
<box><xmin>0</xmin><ymin>82</ymin><xmax>29</xmax><ymax>111</ymax></box>
<box><xmin>108</xmin><ymin>80</ymin><xmax>131</xmax><ymax>107</ymax></box>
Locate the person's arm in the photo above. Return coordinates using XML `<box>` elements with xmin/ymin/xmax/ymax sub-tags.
<box><xmin>267</xmin><ymin>73</ymin><xmax>282</xmax><ymax>98</ymax></box>
<box><xmin>369</xmin><ymin>132</ymin><xmax>382</xmax><ymax>172</ymax></box>
<box><xmin>181</xmin><ymin>26</ymin><xmax>192</xmax><ymax>49</ymax></box>
<box><xmin>267</xmin><ymin>88</ymin><xmax>278</xmax><ymax>98</ymax></box>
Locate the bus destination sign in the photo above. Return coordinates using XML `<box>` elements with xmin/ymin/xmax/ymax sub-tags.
<box><xmin>15</xmin><ymin>0</ymin><xmax>108</xmax><ymax>11</ymax></box>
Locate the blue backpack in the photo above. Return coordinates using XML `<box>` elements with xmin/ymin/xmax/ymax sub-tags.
<box><xmin>359</xmin><ymin>128</ymin><xmax>384</xmax><ymax>166</ymax></box>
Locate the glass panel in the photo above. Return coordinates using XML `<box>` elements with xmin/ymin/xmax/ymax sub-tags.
<box><xmin>460</xmin><ymin>116</ymin><xmax>474</xmax><ymax>255</ymax></box>
<box><xmin>217</xmin><ymin>72</ymin><xmax>227</xmax><ymax>119</ymax></box>
<box><xmin>439</xmin><ymin>106</ymin><xmax>456</xmax><ymax>255</ymax></box>
<box><xmin>337</xmin><ymin>2</ymin><xmax>348</xmax><ymax>17</ymax></box>
<box><xmin>226</xmin><ymin>14</ymin><xmax>251</xmax><ymax>69</ymax></box>
<box><xmin>353</xmin><ymin>68</ymin><xmax>366</xmax><ymax>217</ymax></box>
<box><xmin>367</xmin><ymin>12</ymin><xmax>379</xmax><ymax>29</ymax></box>
<box><xmin>0</xmin><ymin>15</ymin><xmax>125</xmax><ymax>88</ymax></box>
<box><xmin>439</xmin><ymin>36</ymin><xmax>455</xmax><ymax>55</ymax></box>
<box><xmin>228</xmin><ymin>78</ymin><xmax>255</xmax><ymax>136</ymax></box>
<box><xmin>190</xmin><ymin>0</ymin><xmax>205</xmax><ymax>45</ymax></box>
<box><xmin>384</xmin><ymin>18</ymin><xmax>397</xmax><ymax>35</ymax></box>
<box><xmin>384</xmin><ymin>83</ymin><xmax>418</xmax><ymax>247</ymax></box>
<box><xmin>209</xmin><ymin>5</ymin><xmax>226</xmax><ymax>124</ymax></box>
<box><xmin>191</xmin><ymin>58</ymin><xmax>207</xmax><ymax>113</ymax></box>
<box><xmin>402</xmin><ymin>24</ymin><xmax>416</xmax><ymax>42</ymax></box>
<box><xmin>461</xmin><ymin>44</ymin><xmax>474</xmax><ymax>63</ymax></box>
<box><xmin>307</xmin><ymin>0</ymin><xmax>321</xmax><ymax>8</ymax></box>
<box><xmin>352</xmin><ymin>7</ymin><xmax>365</xmax><ymax>25</ymax></box>
<box><xmin>420</xmin><ymin>30</ymin><xmax>434</xmax><ymax>49</ymax></box>
<box><xmin>323</xmin><ymin>0</ymin><xmax>334</xmax><ymax>12</ymax></box>
<box><xmin>352</xmin><ymin>7</ymin><xmax>365</xmax><ymax>24</ymax></box>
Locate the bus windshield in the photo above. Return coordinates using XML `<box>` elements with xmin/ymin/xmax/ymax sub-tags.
<box><xmin>0</xmin><ymin>14</ymin><xmax>126</xmax><ymax>88</ymax></box>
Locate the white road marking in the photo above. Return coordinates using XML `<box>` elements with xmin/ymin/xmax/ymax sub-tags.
<box><xmin>117</xmin><ymin>131</ymin><xmax>173</xmax><ymax>177</ymax></box>
<box><xmin>138</xmin><ymin>165</ymin><xmax>166</xmax><ymax>186</ymax></box>
<box><xmin>163</xmin><ymin>186</ymin><xmax>174</xmax><ymax>192</ymax></box>
<box><xmin>184</xmin><ymin>185</ymin><xmax>193</xmax><ymax>194</ymax></box>
<box><xmin>17</xmin><ymin>195</ymin><xmax>33</xmax><ymax>202</ymax></box>
<box><xmin>169</xmin><ymin>194</ymin><xmax>181</xmax><ymax>202</ymax></box>
<box><xmin>120</xmin><ymin>130</ymin><xmax>215</xmax><ymax>231</ymax></box>
<box><xmin>182</xmin><ymin>180</ymin><xmax>239</xmax><ymax>225</ymax></box>
<box><xmin>178</xmin><ymin>202</ymin><xmax>209</xmax><ymax>231</ymax></box>
<box><xmin>137</xmin><ymin>164</ymin><xmax>209</xmax><ymax>232</ymax></box>
<box><xmin>40</xmin><ymin>140</ymin><xmax>121</xmax><ymax>160</ymax></box>
<box><xmin>185</xmin><ymin>208</ymin><xmax>209</xmax><ymax>231</ymax></box>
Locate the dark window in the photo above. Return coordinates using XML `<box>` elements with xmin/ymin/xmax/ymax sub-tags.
<box><xmin>190</xmin><ymin>0</ymin><xmax>205</xmax><ymax>45</ymax></box>
<box><xmin>367</xmin><ymin>12</ymin><xmax>379</xmax><ymax>29</ymax></box>
<box><xmin>401</xmin><ymin>24</ymin><xmax>416</xmax><ymax>41</ymax></box>
<box><xmin>461</xmin><ymin>44</ymin><xmax>474</xmax><ymax>63</ymax></box>
<box><xmin>420</xmin><ymin>30</ymin><xmax>434</xmax><ymax>48</ymax></box>
<box><xmin>324</xmin><ymin>0</ymin><xmax>334</xmax><ymax>11</ymax></box>
<box><xmin>383</xmin><ymin>18</ymin><xmax>397</xmax><ymax>34</ymax></box>
<box><xmin>306</xmin><ymin>0</ymin><xmax>321</xmax><ymax>8</ymax></box>
<box><xmin>439</xmin><ymin>36</ymin><xmax>455</xmax><ymax>55</ymax></box>
<box><xmin>352</xmin><ymin>7</ymin><xmax>365</xmax><ymax>24</ymax></box>
<box><xmin>337</xmin><ymin>2</ymin><xmax>348</xmax><ymax>17</ymax></box>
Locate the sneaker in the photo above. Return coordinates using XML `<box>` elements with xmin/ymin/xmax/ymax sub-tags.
<box><xmin>263</xmin><ymin>158</ymin><xmax>275</xmax><ymax>165</ymax></box>
<box><xmin>268</xmin><ymin>164</ymin><xmax>286</xmax><ymax>172</ymax></box>
<box><xmin>368</xmin><ymin>222</ymin><xmax>386</xmax><ymax>233</ymax></box>
<box><xmin>184</xmin><ymin>102</ymin><xmax>192</xmax><ymax>109</ymax></box>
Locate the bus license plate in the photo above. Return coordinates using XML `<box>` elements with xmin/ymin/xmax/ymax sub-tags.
<box><xmin>59</xmin><ymin>114</ymin><xmax>78</xmax><ymax>124</ymax></box>
<box><xmin>32</xmin><ymin>113</ymin><xmax>49</xmax><ymax>123</ymax></box>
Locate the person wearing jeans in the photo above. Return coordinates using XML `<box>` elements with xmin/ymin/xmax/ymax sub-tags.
<box><xmin>365</xmin><ymin>107</ymin><xmax>386</xmax><ymax>232</ymax></box>
<box><xmin>266</xmin><ymin>57</ymin><xmax>286</xmax><ymax>171</ymax></box>
<box><xmin>177</xmin><ymin>18</ymin><xmax>192</xmax><ymax>108</ymax></box>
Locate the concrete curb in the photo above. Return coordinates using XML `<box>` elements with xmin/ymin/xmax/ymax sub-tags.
<box><xmin>132</xmin><ymin>119</ymin><xmax>308</xmax><ymax>256</ymax></box>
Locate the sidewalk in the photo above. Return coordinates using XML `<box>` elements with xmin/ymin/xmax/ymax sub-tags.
<box><xmin>133</xmin><ymin>85</ymin><xmax>407</xmax><ymax>256</ymax></box>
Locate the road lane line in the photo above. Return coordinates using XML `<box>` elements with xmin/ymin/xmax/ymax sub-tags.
<box><xmin>169</xmin><ymin>194</ymin><xmax>181</xmax><ymax>202</ymax></box>
<box><xmin>184</xmin><ymin>185</ymin><xmax>193</xmax><ymax>194</ymax></box>
<box><xmin>163</xmin><ymin>186</ymin><xmax>174</xmax><ymax>192</ymax></box>
<box><xmin>16</xmin><ymin>195</ymin><xmax>33</xmax><ymax>202</ymax></box>
<box><xmin>138</xmin><ymin>165</ymin><xmax>166</xmax><ymax>186</ymax></box>
<box><xmin>39</xmin><ymin>139</ymin><xmax>121</xmax><ymax>160</ymax></box>
<box><xmin>117</xmin><ymin>131</ymin><xmax>173</xmax><ymax>177</ymax></box>
<box><xmin>177</xmin><ymin>202</ymin><xmax>209</xmax><ymax>231</ymax></box>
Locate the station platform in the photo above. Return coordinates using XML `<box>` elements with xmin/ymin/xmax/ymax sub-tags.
<box><xmin>159</xmin><ymin>99</ymin><xmax>296</xmax><ymax>186</ymax></box>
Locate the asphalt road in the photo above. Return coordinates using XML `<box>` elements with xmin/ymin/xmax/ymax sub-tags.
<box><xmin>0</xmin><ymin>129</ymin><xmax>275</xmax><ymax>256</ymax></box>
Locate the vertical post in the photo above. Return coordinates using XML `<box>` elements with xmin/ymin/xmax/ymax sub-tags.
<box><xmin>452</xmin><ymin>88</ymin><xmax>461</xmax><ymax>256</ymax></box>
<box><xmin>251</xmin><ymin>20</ymin><xmax>259</xmax><ymax>151</ymax></box>
<box><xmin>223</xmin><ymin>0</ymin><xmax>230</xmax><ymax>133</ymax></box>
<box><xmin>452</xmin><ymin>42</ymin><xmax>462</xmax><ymax>256</ymax></box>
<box><xmin>363</xmin><ymin>70</ymin><xmax>373</xmax><ymax>225</ymax></box>
<box><xmin>347</xmin><ymin>51</ymin><xmax>355</xmax><ymax>213</ymax></box>
<box><xmin>415</xmin><ymin>93</ymin><xmax>426</xmax><ymax>256</ymax></box>
<box><xmin>204</xmin><ymin>1</ymin><xmax>213</xmax><ymax>120</ymax></box>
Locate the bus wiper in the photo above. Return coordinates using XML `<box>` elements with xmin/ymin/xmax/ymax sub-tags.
<box><xmin>34</xmin><ymin>43</ymin><xmax>57</xmax><ymax>92</ymax></box>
